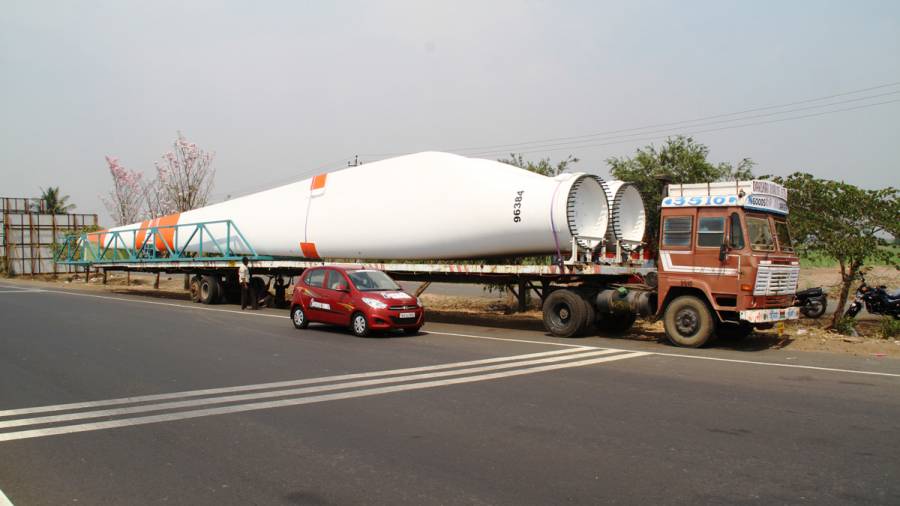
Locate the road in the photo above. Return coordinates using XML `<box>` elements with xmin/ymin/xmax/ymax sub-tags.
<box><xmin>1</xmin><ymin>281</ymin><xmax>899</xmax><ymax>505</ymax></box>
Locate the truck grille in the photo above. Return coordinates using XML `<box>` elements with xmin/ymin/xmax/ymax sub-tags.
<box><xmin>753</xmin><ymin>265</ymin><xmax>799</xmax><ymax>296</ymax></box>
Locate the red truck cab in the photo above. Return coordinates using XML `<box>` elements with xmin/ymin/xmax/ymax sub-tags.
<box><xmin>657</xmin><ymin>180</ymin><xmax>800</xmax><ymax>346</ymax></box>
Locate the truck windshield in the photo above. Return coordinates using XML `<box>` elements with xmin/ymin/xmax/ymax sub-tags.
<box><xmin>774</xmin><ymin>219</ymin><xmax>793</xmax><ymax>252</ymax></box>
<box><xmin>348</xmin><ymin>270</ymin><xmax>401</xmax><ymax>291</ymax></box>
<box><xmin>746</xmin><ymin>216</ymin><xmax>775</xmax><ymax>251</ymax></box>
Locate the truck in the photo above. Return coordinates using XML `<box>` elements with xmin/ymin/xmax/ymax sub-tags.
<box><xmin>55</xmin><ymin>152</ymin><xmax>800</xmax><ymax>348</ymax></box>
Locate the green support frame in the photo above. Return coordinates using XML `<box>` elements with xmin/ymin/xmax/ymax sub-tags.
<box><xmin>54</xmin><ymin>220</ymin><xmax>271</xmax><ymax>266</ymax></box>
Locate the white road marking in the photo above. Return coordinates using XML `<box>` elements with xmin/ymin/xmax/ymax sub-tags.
<box><xmin>0</xmin><ymin>349</ymin><xmax>622</xmax><ymax>430</ymax></box>
<box><xmin>0</xmin><ymin>351</ymin><xmax>649</xmax><ymax>442</ymax></box>
<box><xmin>426</xmin><ymin>331</ymin><xmax>594</xmax><ymax>349</ymax></box>
<box><xmin>651</xmin><ymin>352</ymin><xmax>900</xmax><ymax>378</ymax></box>
<box><xmin>4</xmin><ymin>283</ymin><xmax>900</xmax><ymax>378</ymax></box>
<box><xmin>0</xmin><ymin>289</ymin><xmax>44</xmax><ymax>294</ymax></box>
<box><xmin>0</xmin><ymin>486</ymin><xmax>12</xmax><ymax>506</ymax></box>
<box><xmin>0</xmin><ymin>348</ymin><xmax>587</xmax><ymax>417</ymax></box>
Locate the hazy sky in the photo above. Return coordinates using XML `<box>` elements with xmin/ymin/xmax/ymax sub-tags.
<box><xmin>2</xmin><ymin>0</ymin><xmax>899</xmax><ymax>225</ymax></box>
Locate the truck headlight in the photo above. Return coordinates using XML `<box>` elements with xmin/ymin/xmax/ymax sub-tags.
<box><xmin>362</xmin><ymin>297</ymin><xmax>387</xmax><ymax>309</ymax></box>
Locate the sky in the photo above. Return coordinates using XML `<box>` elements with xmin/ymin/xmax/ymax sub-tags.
<box><xmin>2</xmin><ymin>0</ymin><xmax>899</xmax><ymax>225</ymax></box>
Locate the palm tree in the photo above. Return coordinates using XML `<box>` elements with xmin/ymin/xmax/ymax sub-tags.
<box><xmin>40</xmin><ymin>187</ymin><xmax>75</xmax><ymax>214</ymax></box>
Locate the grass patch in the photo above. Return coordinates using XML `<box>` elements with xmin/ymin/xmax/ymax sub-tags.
<box><xmin>799</xmin><ymin>246</ymin><xmax>899</xmax><ymax>268</ymax></box>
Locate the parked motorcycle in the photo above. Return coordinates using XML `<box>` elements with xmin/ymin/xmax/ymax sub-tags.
<box><xmin>843</xmin><ymin>274</ymin><xmax>900</xmax><ymax>319</ymax></box>
<box><xmin>794</xmin><ymin>287</ymin><xmax>828</xmax><ymax>319</ymax></box>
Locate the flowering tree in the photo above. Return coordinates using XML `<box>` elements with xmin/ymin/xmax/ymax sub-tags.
<box><xmin>155</xmin><ymin>131</ymin><xmax>216</xmax><ymax>212</ymax></box>
<box><xmin>102</xmin><ymin>156</ymin><xmax>144</xmax><ymax>226</ymax></box>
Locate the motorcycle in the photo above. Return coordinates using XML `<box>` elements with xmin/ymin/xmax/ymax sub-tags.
<box><xmin>794</xmin><ymin>287</ymin><xmax>828</xmax><ymax>319</ymax></box>
<box><xmin>843</xmin><ymin>274</ymin><xmax>900</xmax><ymax>319</ymax></box>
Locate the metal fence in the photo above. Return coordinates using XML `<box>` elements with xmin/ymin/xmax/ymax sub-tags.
<box><xmin>1</xmin><ymin>197</ymin><xmax>99</xmax><ymax>276</ymax></box>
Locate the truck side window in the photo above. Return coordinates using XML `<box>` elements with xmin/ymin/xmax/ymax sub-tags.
<box><xmin>305</xmin><ymin>269</ymin><xmax>325</xmax><ymax>288</ymax></box>
<box><xmin>662</xmin><ymin>216</ymin><xmax>692</xmax><ymax>247</ymax></box>
<box><xmin>697</xmin><ymin>217</ymin><xmax>725</xmax><ymax>247</ymax></box>
<box><xmin>729</xmin><ymin>213</ymin><xmax>745</xmax><ymax>249</ymax></box>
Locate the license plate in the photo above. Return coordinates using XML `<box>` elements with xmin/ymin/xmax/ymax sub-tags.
<box><xmin>399</xmin><ymin>312</ymin><xmax>416</xmax><ymax>319</ymax></box>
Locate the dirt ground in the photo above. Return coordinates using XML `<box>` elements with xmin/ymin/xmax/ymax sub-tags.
<box><xmin>7</xmin><ymin>268</ymin><xmax>900</xmax><ymax>357</ymax></box>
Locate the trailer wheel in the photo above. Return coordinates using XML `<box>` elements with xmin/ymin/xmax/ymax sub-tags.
<box><xmin>543</xmin><ymin>289</ymin><xmax>588</xmax><ymax>338</ymax></box>
<box><xmin>717</xmin><ymin>321</ymin><xmax>753</xmax><ymax>340</ymax></box>
<box><xmin>200</xmin><ymin>275</ymin><xmax>220</xmax><ymax>305</ymax></box>
<box><xmin>351</xmin><ymin>312</ymin><xmax>370</xmax><ymax>337</ymax></box>
<box><xmin>663</xmin><ymin>295</ymin><xmax>714</xmax><ymax>347</ymax></box>
<box><xmin>596</xmin><ymin>312</ymin><xmax>636</xmax><ymax>335</ymax></box>
<box><xmin>577</xmin><ymin>295</ymin><xmax>596</xmax><ymax>336</ymax></box>
<box><xmin>189</xmin><ymin>276</ymin><xmax>202</xmax><ymax>303</ymax></box>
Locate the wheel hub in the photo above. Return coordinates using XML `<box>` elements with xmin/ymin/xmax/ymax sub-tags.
<box><xmin>293</xmin><ymin>310</ymin><xmax>304</xmax><ymax>325</ymax></box>
<box><xmin>675</xmin><ymin>308</ymin><xmax>699</xmax><ymax>336</ymax></box>
<box><xmin>558</xmin><ymin>306</ymin><xmax>570</xmax><ymax>321</ymax></box>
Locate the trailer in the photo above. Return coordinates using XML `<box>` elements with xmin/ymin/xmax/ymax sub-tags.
<box><xmin>53</xmin><ymin>152</ymin><xmax>800</xmax><ymax>347</ymax></box>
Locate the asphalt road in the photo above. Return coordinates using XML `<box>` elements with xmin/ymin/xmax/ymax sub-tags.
<box><xmin>1</xmin><ymin>281</ymin><xmax>899</xmax><ymax>505</ymax></box>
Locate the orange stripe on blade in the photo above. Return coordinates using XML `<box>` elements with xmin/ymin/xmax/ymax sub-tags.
<box><xmin>300</xmin><ymin>242</ymin><xmax>320</xmax><ymax>259</ymax></box>
<box><xmin>310</xmin><ymin>173</ymin><xmax>327</xmax><ymax>191</ymax></box>
<box><xmin>154</xmin><ymin>213</ymin><xmax>181</xmax><ymax>251</ymax></box>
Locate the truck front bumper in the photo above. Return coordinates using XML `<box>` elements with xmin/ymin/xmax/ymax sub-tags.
<box><xmin>739</xmin><ymin>307</ymin><xmax>800</xmax><ymax>324</ymax></box>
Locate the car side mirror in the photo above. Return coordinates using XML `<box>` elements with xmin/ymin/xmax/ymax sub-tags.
<box><xmin>718</xmin><ymin>243</ymin><xmax>728</xmax><ymax>262</ymax></box>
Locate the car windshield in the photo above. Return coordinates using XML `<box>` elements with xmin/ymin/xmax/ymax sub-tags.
<box><xmin>774</xmin><ymin>219</ymin><xmax>793</xmax><ymax>252</ymax></box>
<box><xmin>347</xmin><ymin>270</ymin><xmax>401</xmax><ymax>291</ymax></box>
<box><xmin>746</xmin><ymin>216</ymin><xmax>775</xmax><ymax>251</ymax></box>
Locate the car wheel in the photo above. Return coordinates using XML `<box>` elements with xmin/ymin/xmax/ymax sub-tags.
<box><xmin>351</xmin><ymin>312</ymin><xmax>370</xmax><ymax>337</ymax></box>
<box><xmin>291</xmin><ymin>305</ymin><xmax>309</xmax><ymax>329</ymax></box>
<box><xmin>663</xmin><ymin>295</ymin><xmax>714</xmax><ymax>348</ymax></box>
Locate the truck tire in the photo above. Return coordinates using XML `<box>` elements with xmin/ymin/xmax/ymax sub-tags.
<box><xmin>596</xmin><ymin>312</ymin><xmax>636</xmax><ymax>335</ymax></box>
<box><xmin>663</xmin><ymin>295</ymin><xmax>714</xmax><ymax>347</ymax></box>
<box><xmin>189</xmin><ymin>276</ymin><xmax>202</xmax><ymax>303</ymax></box>
<box><xmin>200</xmin><ymin>275</ymin><xmax>220</xmax><ymax>305</ymax></box>
<box><xmin>543</xmin><ymin>289</ymin><xmax>588</xmax><ymax>338</ymax></box>
<box><xmin>717</xmin><ymin>321</ymin><xmax>753</xmax><ymax>340</ymax></box>
<box><xmin>577</xmin><ymin>296</ymin><xmax>597</xmax><ymax>336</ymax></box>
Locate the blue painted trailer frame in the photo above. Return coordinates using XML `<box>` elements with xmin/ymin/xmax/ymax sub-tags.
<box><xmin>54</xmin><ymin>220</ymin><xmax>272</xmax><ymax>265</ymax></box>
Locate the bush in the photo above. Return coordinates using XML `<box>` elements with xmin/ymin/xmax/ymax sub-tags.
<box><xmin>834</xmin><ymin>317</ymin><xmax>858</xmax><ymax>336</ymax></box>
<box><xmin>880</xmin><ymin>317</ymin><xmax>900</xmax><ymax>339</ymax></box>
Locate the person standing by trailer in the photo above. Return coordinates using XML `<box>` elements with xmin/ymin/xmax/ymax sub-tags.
<box><xmin>239</xmin><ymin>257</ymin><xmax>258</xmax><ymax>310</ymax></box>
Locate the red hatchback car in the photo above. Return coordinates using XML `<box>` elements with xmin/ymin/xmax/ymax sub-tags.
<box><xmin>290</xmin><ymin>266</ymin><xmax>424</xmax><ymax>336</ymax></box>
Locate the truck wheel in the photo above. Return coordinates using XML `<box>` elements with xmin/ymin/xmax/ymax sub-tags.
<box><xmin>189</xmin><ymin>276</ymin><xmax>202</xmax><ymax>303</ymax></box>
<box><xmin>543</xmin><ymin>289</ymin><xmax>588</xmax><ymax>338</ymax></box>
<box><xmin>596</xmin><ymin>312</ymin><xmax>636</xmax><ymax>335</ymax></box>
<box><xmin>351</xmin><ymin>312</ymin><xmax>370</xmax><ymax>337</ymax></box>
<box><xmin>663</xmin><ymin>295</ymin><xmax>714</xmax><ymax>347</ymax></box>
<box><xmin>291</xmin><ymin>305</ymin><xmax>309</xmax><ymax>329</ymax></box>
<box><xmin>717</xmin><ymin>321</ymin><xmax>753</xmax><ymax>340</ymax></box>
<box><xmin>200</xmin><ymin>275</ymin><xmax>220</xmax><ymax>305</ymax></box>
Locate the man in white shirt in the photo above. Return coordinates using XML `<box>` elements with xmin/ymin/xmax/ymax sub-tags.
<box><xmin>239</xmin><ymin>257</ymin><xmax>258</xmax><ymax>310</ymax></box>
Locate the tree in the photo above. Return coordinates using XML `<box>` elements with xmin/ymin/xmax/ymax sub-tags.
<box><xmin>773</xmin><ymin>173</ymin><xmax>899</xmax><ymax>327</ymax></box>
<box><xmin>102</xmin><ymin>156</ymin><xmax>145</xmax><ymax>226</ymax></box>
<box><xmin>39</xmin><ymin>187</ymin><xmax>75</xmax><ymax>214</ymax></box>
<box><xmin>499</xmin><ymin>153</ymin><xmax>579</xmax><ymax>177</ymax></box>
<box><xmin>606</xmin><ymin>136</ymin><xmax>754</xmax><ymax>251</ymax></box>
<box><xmin>155</xmin><ymin>131</ymin><xmax>216</xmax><ymax>212</ymax></box>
